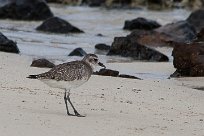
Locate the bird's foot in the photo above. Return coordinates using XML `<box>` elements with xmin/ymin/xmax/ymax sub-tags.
<box><xmin>66</xmin><ymin>112</ymin><xmax>75</xmax><ymax>116</ymax></box>
<box><xmin>74</xmin><ymin>111</ymin><xmax>86</xmax><ymax>117</ymax></box>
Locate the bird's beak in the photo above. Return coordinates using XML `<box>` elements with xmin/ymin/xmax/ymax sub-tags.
<box><xmin>98</xmin><ymin>62</ymin><xmax>106</xmax><ymax>69</ymax></box>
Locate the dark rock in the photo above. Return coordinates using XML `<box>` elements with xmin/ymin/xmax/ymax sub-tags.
<box><xmin>172</xmin><ymin>42</ymin><xmax>204</xmax><ymax>77</ymax></box>
<box><xmin>36</xmin><ymin>17</ymin><xmax>84</xmax><ymax>34</ymax></box>
<box><xmin>31</xmin><ymin>59</ymin><xmax>55</xmax><ymax>68</ymax></box>
<box><xmin>187</xmin><ymin>9</ymin><xmax>204</xmax><ymax>32</ymax></box>
<box><xmin>147</xmin><ymin>0</ymin><xmax>173</xmax><ymax>10</ymax></box>
<box><xmin>94</xmin><ymin>68</ymin><xmax>142</xmax><ymax>80</ymax></box>
<box><xmin>95</xmin><ymin>43</ymin><xmax>111</xmax><ymax>51</ymax></box>
<box><xmin>68</xmin><ymin>48</ymin><xmax>87</xmax><ymax>56</ymax></box>
<box><xmin>105</xmin><ymin>0</ymin><xmax>136</xmax><ymax>8</ymax></box>
<box><xmin>0</xmin><ymin>32</ymin><xmax>19</xmax><ymax>53</ymax></box>
<box><xmin>196</xmin><ymin>28</ymin><xmax>204</xmax><ymax>41</ymax></box>
<box><xmin>107</xmin><ymin>37</ymin><xmax>169</xmax><ymax>62</ymax></box>
<box><xmin>123</xmin><ymin>17</ymin><xmax>161</xmax><ymax>31</ymax></box>
<box><xmin>81</xmin><ymin>0</ymin><xmax>106</xmax><ymax>7</ymax></box>
<box><xmin>94</xmin><ymin>69</ymin><xmax>119</xmax><ymax>77</ymax></box>
<box><xmin>0</xmin><ymin>0</ymin><xmax>53</xmax><ymax>20</ymax></box>
<box><xmin>127</xmin><ymin>21</ymin><xmax>197</xmax><ymax>47</ymax></box>
<box><xmin>46</xmin><ymin>0</ymin><xmax>78</xmax><ymax>4</ymax></box>
<box><xmin>190</xmin><ymin>64</ymin><xmax>204</xmax><ymax>76</ymax></box>
<box><xmin>118</xmin><ymin>74</ymin><xmax>141</xmax><ymax>79</ymax></box>
<box><xmin>96</xmin><ymin>33</ymin><xmax>104</xmax><ymax>37</ymax></box>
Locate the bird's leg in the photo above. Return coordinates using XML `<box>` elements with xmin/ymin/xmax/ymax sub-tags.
<box><xmin>67</xmin><ymin>92</ymin><xmax>85</xmax><ymax>117</ymax></box>
<box><xmin>64</xmin><ymin>89</ymin><xmax>74</xmax><ymax>116</ymax></box>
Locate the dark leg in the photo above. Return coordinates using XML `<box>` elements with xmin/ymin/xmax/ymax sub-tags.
<box><xmin>64</xmin><ymin>90</ymin><xmax>74</xmax><ymax>116</ymax></box>
<box><xmin>66</xmin><ymin>92</ymin><xmax>85</xmax><ymax>117</ymax></box>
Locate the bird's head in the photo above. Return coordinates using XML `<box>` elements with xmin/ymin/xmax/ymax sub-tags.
<box><xmin>82</xmin><ymin>54</ymin><xmax>106</xmax><ymax>69</ymax></box>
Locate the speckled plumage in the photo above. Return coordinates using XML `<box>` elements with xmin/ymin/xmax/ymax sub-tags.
<box><xmin>27</xmin><ymin>54</ymin><xmax>106</xmax><ymax>117</ymax></box>
<box><xmin>35</xmin><ymin>60</ymin><xmax>92</xmax><ymax>82</ymax></box>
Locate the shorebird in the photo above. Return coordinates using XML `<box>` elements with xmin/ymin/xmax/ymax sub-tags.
<box><xmin>27</xmin><ymin>54</ymin><xmax>106</xmax><ymax>117</ymax></box>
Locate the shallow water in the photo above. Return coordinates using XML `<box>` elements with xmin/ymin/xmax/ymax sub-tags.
<box><xmin>0</xmin><ymin>5</ymin><xmax>191</xmax><ymax>79</ymax></box>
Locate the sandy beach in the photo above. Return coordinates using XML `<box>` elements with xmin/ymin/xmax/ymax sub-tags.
<box><xmin>0</xmin><ymin>52</ymin><xmax>204</xmax><ymax>136</ymax></box>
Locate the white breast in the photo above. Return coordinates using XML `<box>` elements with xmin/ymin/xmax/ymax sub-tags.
<box><xmin>40</xmin><ymin>79</ymin><xmax>88</xmax><ymax>90</ymax></box>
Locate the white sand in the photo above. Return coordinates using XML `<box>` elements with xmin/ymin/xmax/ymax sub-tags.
<box><xmin>0</xmin><ymin>52</ymin><xmax>204</xmax><ymax>136</ymax></box>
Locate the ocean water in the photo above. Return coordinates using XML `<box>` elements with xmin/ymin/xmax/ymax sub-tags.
<box><xmin>0</xmin><ymin>5</ymin><xmax>191</xmax><ymax>79</ymax></box>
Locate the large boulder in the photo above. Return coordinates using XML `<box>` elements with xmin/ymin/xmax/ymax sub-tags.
<box><xmin>123</xmin><ymin>17</ymin><xmax>161</xmax><ymax>31</ymax></box>
<box><xmin>172</xmin><ymin>42</ymin><xmax>204</xmax><ymax>77</ymax></box>
<box><xmin>187</xmin><ymin>9</ymin><xmax>204</xmax><ymax>32</ymax></box>
<box><xmin>0</xmin><ymin>32</ymin><xmax>19</xmax><ymax>53</ymax></box>
<box><xmin>107</xmin><ymin>37</ymin><xmax>169</xmax><ymax>62</ymax></box>
<box><xmin>0</xmin><ymin>0</ymin><xmax>53</xmax><ymax>20</ymax></box>
<box><xmin>31</xmin><ymin>59</ymin><xmax>55</xmax><ymax>68</ymax></box>
<box><xmin>127</xmin><ymin>21</ymin><xmax>197</xmax><ymax>47</ymax></box>
<box><xmin>36</xmin><ymin>17</ymin><xmax>84</xmax><ymax>34</ymax></box>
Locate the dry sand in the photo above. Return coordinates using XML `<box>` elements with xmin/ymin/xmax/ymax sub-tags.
<box><xmin>0</xmin><ymin>52</ymin><xmax>204</xmax><ymax>136</ymax></box>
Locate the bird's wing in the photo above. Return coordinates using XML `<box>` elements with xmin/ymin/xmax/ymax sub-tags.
<box><xmin>37</xmin><ymin>61</ymin><xmax>89</xmax><ymax>81</ymax></box>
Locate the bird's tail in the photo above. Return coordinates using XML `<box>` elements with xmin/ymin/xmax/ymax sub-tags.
<box><xmin>27</xmin><ymin>75</ymin><xmax>38</xmax><ymax>79</ymax></box>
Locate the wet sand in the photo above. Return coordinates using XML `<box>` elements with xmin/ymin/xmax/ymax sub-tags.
<box><xmin>0</xmin><ymin>52</ymin><xmax>204</xmax><ymax>136</ymax></box>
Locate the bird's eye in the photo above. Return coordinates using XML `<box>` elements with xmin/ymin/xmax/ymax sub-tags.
<box><xmin>94</xmin><ymin>59</ymin><xmax>98</xmax><ymax>62</ymax></box>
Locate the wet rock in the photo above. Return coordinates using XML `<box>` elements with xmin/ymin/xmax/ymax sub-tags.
<box><xmin>127</xmin><ymin>20</ymin><xmax>197</xmax><ymax>47</ymax></box>
<box><xmin>107</xmin><ymin>37</ymin><xmax>169</xmax><ymax>62</ymax></box>
<box><xmin>68</xmin><ymin>48</ymin><xmax>87</xmax><ymax>56</ymax></box>
<box><xmin>172</xmin><ymin>42</ymin><xmax>204</xmax><ymax>77</ymax></box>
<box><xmin>118</xmin><ymin>74</ymin><xmax>141</xmax><ymax>79</ymax></box>
<box><xmin>0</xmin><ymin>32</ymin><xmax>19</xmax><ymax>53</ymax></box>
<box><xmin>123</xmin><ymin>17</ymin><xmax>161</xmax><ymax>31</ymax></box>
<box><xmin>95</xmin><ymin>43</ymin><xmax>111</xmax><ymax>51</ymax></box>
<box><xmin>187</xmin><ymin>9</ymin><xmax>204</xmax><ymax>32</ymax></box>
<box><xmin>0</xmin><ymin>0</ymin><xmax>53</xmax><ymax>20</ymax></box>
<box><xmin>36</xmin><ymin>17</ymin><xmax>84</xmax><ymax>34</ymax></box>
<box><xmin>94</xmin><ymin>69</ymin><xmax>119</xmax><ymax>77</ymax></box>
<box><xmin>31</xmin><ymin>59</ymin><xmax>55</xmax><ymax>68</ymax></box>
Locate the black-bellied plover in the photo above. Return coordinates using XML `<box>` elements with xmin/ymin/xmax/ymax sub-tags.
<box><xmin>27</xmin><ymin>54</ymin><xmax>106</xmax><ymax>117</ymax></box>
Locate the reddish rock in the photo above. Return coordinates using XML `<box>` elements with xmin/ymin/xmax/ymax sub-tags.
<box><xmin>127</xmin><ymin>21</ymin><xmax>197</xmax><ymax>47</ymax></box>
<box><xmin>172</xmin><ymin>42</ymin><xmax>204</xmax><ymax>77</ymax></box>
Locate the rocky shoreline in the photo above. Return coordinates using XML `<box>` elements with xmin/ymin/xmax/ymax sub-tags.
<box><xmin>0</xmin><ymin>0</ymin><xmax>204</xmax><ymax>78</ymax></box>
